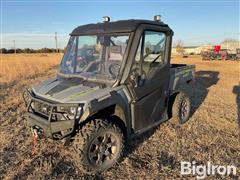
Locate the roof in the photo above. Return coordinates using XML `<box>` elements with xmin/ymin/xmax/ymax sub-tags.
<box><xmin>71</xmin><ymin>19</ymin><xmax>169</xmax><ymax>35</ymax></box>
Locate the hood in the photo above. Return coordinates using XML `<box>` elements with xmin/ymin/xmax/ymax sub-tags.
<box><xmin>32</xmin><ymin>77</ymin><xmax>111</xmax><ymax>103</ymax></box>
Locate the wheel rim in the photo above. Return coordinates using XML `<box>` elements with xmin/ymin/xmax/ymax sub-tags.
<box><xmin>180</xmin><ymin>99</ymin><xmax>188</xmax><ymax>120</ymax></box>
<box><xmin>88</xmin><ymin>132</ymin><xmax>119</xmax><ymax>167</ymax></box>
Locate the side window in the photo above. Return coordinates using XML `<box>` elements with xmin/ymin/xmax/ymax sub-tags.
<box><xmin>143</xmin><ymin>31</ymin><xmax>166</xmax><ymax>79</ymax></box>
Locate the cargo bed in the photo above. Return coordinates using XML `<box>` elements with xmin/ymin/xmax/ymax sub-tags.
<box><xmin>169</xmin><ymin>64</ymin><xmax>195</xmax><ymax>93</ymax></box>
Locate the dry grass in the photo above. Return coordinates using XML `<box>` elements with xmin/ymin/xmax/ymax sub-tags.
<box><xmin>0</xmin><ymin>53</ymin><xmax>61</xmax><ymax>84</ymax></box>
<box><xmin>0</xmin><ymin>54</ymin><xmax>239</xmax><ymax>179</ymax></box>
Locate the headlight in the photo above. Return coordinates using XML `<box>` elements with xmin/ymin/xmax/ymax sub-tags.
<box><xmin>56</xmin><ymin>105</ymin><xmax>83</xmax><ymax>120</ymax></box>
<box><xmin>33</xmin><ymin>100</ymin><xmax>51</xmax><ymax>115</ymax></box>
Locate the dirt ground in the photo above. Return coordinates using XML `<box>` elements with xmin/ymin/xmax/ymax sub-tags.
<box><xmin>0</xmin><ymin>54</ymin><xmax>239</xmax><ymax>179</ymax></box>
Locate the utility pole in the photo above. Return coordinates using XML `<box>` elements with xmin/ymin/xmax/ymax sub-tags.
<box><xmin>55</xmin><ymin>32</ymin><xmax>58</xmax><ymax>53</ymax></box>
<box><xmin>13</xmin><ymin>40</ymin><xmax>16</xmax><ymax>54</ymax></box>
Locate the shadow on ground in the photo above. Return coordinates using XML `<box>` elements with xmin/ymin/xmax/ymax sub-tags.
<box><xmin>181</xmin><ymin>71</ymin><xmax>219</xmax><ymax>118</ymax></box>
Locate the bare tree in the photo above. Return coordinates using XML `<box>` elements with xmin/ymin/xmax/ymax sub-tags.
<box><xmin>176</xmin><ymin>40</ymin><xmax>184</xmax><ymax>54</ymax></box>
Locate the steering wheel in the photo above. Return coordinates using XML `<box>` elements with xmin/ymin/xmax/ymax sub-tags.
<box><xmin>109</xmin><ymin>63</ymin><xmax>121</xmax><ymax>79</ymax></box>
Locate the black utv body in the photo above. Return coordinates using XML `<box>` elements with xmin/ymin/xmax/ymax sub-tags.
<box><xmin>23</xmin><ymin>16</ymin><xmax>195</xmax><ymax>173</ymax></box>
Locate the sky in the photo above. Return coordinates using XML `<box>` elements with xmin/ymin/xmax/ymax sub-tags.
<box><xmin>1</xmin><ymin>0</ymin><xmax>239</xmax><ymax>49</ymax></box>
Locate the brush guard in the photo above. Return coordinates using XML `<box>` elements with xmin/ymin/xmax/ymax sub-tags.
<box><xmin>23</xmin><ymin>89</ymin><xmax>81</xmax><ymax>140</ymax></box>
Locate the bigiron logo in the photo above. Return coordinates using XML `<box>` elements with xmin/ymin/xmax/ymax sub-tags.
<box><xmin>180</xmin><ymin>161</ymin><xmax>237</xmax><ymax>179</ymax></box>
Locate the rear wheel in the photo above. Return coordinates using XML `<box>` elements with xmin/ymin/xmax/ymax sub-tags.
<box><xmin>172</xmin><ymin>92</ymin><xmax>191</xmax><ymax>124</ymax></box>
<box><xmin>71</xmin><ymin>119</ymin><xmax>124</xmax><ymax>174</ymax></box>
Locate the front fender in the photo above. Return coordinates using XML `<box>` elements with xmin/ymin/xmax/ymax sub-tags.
<box><xmin>81</xmin><ymin>89</ymin><xmax>132</xmax><ymax>137</ymax></box>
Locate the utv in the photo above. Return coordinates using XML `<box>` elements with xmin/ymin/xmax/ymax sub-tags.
<box><xmin>201</xmin><ymin>50</ymin><xmax>217</xmax><ymax>60</ymax></box>
<box><xmin>23</xmin><ymin>16</ymin><xmax>195</xmax><ymax>173</ymax></box>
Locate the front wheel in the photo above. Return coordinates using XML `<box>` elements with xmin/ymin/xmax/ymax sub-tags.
<box><xmin>172</xmin><ymin>92</ymin><xmax>191</xmax><ymax>124</ymax></box>
<box><xmin>71</xmin><ymin>119</ymin><xmax>124</xmax><ymax>174</ymax></box>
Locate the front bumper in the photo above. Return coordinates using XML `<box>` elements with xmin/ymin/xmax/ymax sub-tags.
<box><xmin>28</xmin><ymin>113</ymin><xmax>75</xmax><ymax>139</ymax></box>
<box><xmin>23</xmin><ymin>90</ymin><xmax>81</xmax><ymax>139</ymax></box>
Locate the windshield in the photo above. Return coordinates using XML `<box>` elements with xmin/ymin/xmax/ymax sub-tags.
<box><xmin>59</xmin><ymin>34</ymin><xmax>129</xmax><ymax>82</ymax></box>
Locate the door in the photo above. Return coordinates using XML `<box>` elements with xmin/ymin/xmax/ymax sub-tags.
<box><xmin>130</xmin><ymin>30</ymin><xmax>170</xmax><ymax>131</ymax></box>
